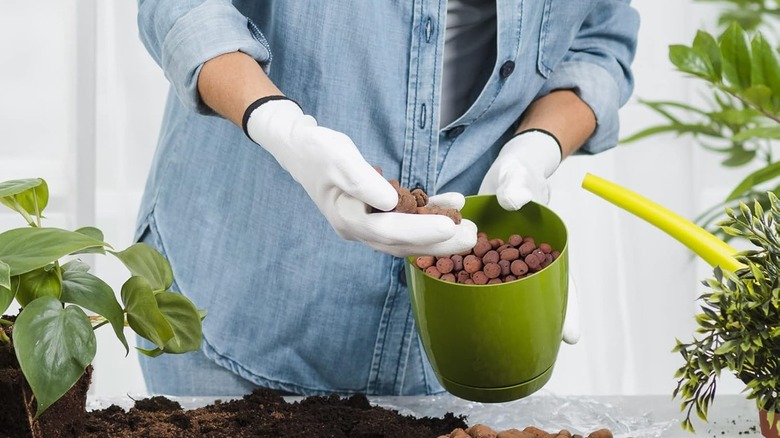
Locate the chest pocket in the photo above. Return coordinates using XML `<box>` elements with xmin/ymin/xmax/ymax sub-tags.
<box><xmin>536</xmin><ymin>0</ymin><xmax>592</xmax><ymax>78</ymax></box>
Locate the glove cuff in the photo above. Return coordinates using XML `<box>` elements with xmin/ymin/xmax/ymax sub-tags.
<box><xmin>511</xmin><ymin>128</ymin><xmax>562</xmax><ymax>156</ymax></box>
<box><xmin>504</xmin><ymin>128</ymin><xmax>563</xmax><ymax>178</ymax></box>
<box><xmin>241</xmin><ymin>95</ymin><xmax>303</xmax><ymax>138</ymax></box>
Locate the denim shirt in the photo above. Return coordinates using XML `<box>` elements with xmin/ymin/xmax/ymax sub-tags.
<box><xmin>135</xmin><ymin>0</ymin><xmax>639</xmax><ymax>396</ymax></box>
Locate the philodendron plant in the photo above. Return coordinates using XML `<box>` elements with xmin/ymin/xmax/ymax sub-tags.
<box><xmin>673</xmin><ymin>193</ymin><xmax>780</xmax><ymax>432</ymax></box>
<box><xmin>0</xmin><ymin>177</ymin><xmax>204</xmax><ymax>417</ymax></box>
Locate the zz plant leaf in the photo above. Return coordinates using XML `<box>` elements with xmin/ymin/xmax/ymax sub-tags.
<box><xmin>623</xmin><ymin>21</ymin><xmax>780</xmax><ymax>243</ymax></box>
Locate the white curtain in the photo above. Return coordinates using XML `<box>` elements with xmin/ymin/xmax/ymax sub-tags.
<box><xmin>0</xmin><ymin>0</ymin><xmax>753</xmax><ymax>398</ymax></box>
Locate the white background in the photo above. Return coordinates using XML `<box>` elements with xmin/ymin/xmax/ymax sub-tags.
<box><xmin>0</xmin><ymin>1</ymin><xmax>762</xmax><ymax>398</ymax></box>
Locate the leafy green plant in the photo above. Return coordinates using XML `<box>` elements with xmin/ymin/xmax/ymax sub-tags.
<box><xmin>673</xmin><ymin>193</ymin><xmax>780</xmax><ymax>432</ymax></box>
<box><xmin>0</xmin><ymin>178</ymin><xmax>204</xmax><ymax>418</ymax></box>
<box><xmin>622</xmin><ymin>22</ymin><xmax>780</xmax><ymax>242</ymax></box>
<box><xmin>695</xmin><ymin>0</ymin><xmax>779</xmax><ymax>32</ymax></box>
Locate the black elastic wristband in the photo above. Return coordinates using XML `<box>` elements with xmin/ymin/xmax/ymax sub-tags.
<box><xmin>241</xmin><ymin>95</ymin><xmax>302</xmax><ymax>138</ymax></box>
<box><xmin>511</xmin><ymin>128</ymin><xmax>563</xmax><ymax>156</ymax></box>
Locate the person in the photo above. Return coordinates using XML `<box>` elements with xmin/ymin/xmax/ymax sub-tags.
<box><xmin>134</xmin><ymin>0</ymin><xmax>639</xmax><ymax>397</ymax></box>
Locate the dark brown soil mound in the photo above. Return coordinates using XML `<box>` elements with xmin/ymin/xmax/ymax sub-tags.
<box><xmin>83</xmin><ymin>388</ymin><xmax>468</xmax><ymax>437</ymax></box>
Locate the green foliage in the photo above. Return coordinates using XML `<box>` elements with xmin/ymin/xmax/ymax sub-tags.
<box><xmin>0</xmin><ymin>178</ymin><xmax>205</xmax><ymax>418</ymax></box>
<box><xmin>694</xmin><ymin>0</ymin><xmax>780</xmax><ymax>31</ymax></box>
<box><xmin>673</xmin><ymin>193</ymin><xmax>780</xmax><ymax>432</ymax></box>
<box><xmin>622</xmin><ymin>22</ymin><xmax>780</xmax><ymax>242</ymax></box>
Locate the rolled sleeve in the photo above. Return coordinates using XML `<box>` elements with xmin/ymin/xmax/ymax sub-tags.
<box><xmin>538</xmin><ymin>61</ymin><xmax>622</xmax><ymax>154</ymax></box>
<box><xmin>138</xmin><ymin>0</ymin><xmax>272</xmax><ymax>115</ymax></box>
<box><xmin>536</xmin><ymin>0</ymin><xmax>639</xmax><ymax>154</ymax></box>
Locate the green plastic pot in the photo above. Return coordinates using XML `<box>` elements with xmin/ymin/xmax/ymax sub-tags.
<box><xmin>405</xmin><ymin>195</ymin><xmax>568</xmax><ymax>403</ymax></box>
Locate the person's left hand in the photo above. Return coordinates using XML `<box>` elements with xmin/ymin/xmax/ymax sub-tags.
<box><xmin>478</xmin><ymin>129</ymin><xmax>562</xmax><ymax>209</ymax></box>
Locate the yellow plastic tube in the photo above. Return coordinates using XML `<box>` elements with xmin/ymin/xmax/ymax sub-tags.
<box><xmin>581</xmin><ymin>173</ymin><xmax>744</xmax><ymax>272</ymax></box>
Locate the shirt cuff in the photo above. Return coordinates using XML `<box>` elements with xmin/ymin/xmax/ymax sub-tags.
<box><xmin>160</xmin><ymin>0</ymin><xmax>272</xmax><ymax>115</ymax></box>
<box><xmin>536</xmin><ymin>61</ymin><xmax>622</xmax><ymax>155</ymax></box>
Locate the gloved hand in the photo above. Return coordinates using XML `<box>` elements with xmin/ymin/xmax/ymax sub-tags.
<box><xmin>562</xmin><ymin>272</ymin><xmax>581</xmax><ymax>344</ymax></box>
<box><xmin>478</xmin><ymin>129</ymin><xmax>562</xmax><ymax>210</ymax></box>
<box><xmin>243</xmin><ymin>97</ymin><xmax>477</xmax><ymax>257</ymax></box>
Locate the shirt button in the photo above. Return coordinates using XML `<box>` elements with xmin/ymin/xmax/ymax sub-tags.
<box><xmin>500</xmin><ymin>61</ymin><xmax>515</xmax><ymax>78</ymax></box>
<box><xmin>447</xmin><ymin>125</ymin><xmax>465</xmax><ymax>139</ymax></box>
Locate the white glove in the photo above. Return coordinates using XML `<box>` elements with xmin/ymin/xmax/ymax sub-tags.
<box><xmin>562</xmin><ymin>272</ymin><xmax>581</xmax><ymax>345</ymax></box>
<box><xmin>478</xmin><ymin>129</ymin><xmax>562</xmax><ymax>209</ymax></box>
<box><xmin>243</xmin><ymin>97</ymin><xmax>477</xmax><ymax>257</ymax></box>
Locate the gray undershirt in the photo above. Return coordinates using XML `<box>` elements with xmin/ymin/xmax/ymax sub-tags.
<box><xmin>440</xmin><ymin>0</ymin><xmax>497</xmax><ymax>128</ymax></box>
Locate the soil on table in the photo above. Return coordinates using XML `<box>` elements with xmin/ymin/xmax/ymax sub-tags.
<box><xmin>83</xmin><ymin>388</ymin><xmax>468</xmax><ymax>438</ymax></box>
<box><xmin>82</xmin><ymin>388</ymin><xmax>615</xmax><ymax>438</ymax></box>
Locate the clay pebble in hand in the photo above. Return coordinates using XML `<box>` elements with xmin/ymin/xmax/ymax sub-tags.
<box><xmin>415</xmin><ymin>231</ymin><xmax>559</xmax><ymax>284</ymax></box>
<box><xmin>371</xmin><ymin>167</ymin><xmax>462</xmax><ymax>224</ymax></box>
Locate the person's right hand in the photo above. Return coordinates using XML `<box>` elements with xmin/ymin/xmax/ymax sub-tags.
<box><xmin>243</xmin><ymin>97</ymin><xmax>477</xmax><ymax>257</ymax></box>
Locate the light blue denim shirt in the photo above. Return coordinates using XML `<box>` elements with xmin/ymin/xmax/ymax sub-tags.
<box><xmin>135</xmin><ymin>0</ymin><xmax>639</xmax><ymax>396</ymax></box>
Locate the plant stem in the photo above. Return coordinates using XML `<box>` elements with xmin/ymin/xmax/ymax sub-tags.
<box><xmin>0</xmin><ymin>318</ymin><xmax>13</xmax><ymax>326</ymax></box>
<box><xmin>719</xmin><ymin>85</ymin><xmax>780</xmax><ymax>124</ymax></box>
<box><xmin>11</xmin><ymin>198</ymin><xmax>36</xmax><ymax>227</ymax></box>
<box><xmin>0</xmin><ymin>329</ymin><xmax>9</xmax><ymax>344</ymax></box>
<box><xmin>32</xmin><ymin>189</ymin><xmax>40</xmax><ymax>228</ymax></box>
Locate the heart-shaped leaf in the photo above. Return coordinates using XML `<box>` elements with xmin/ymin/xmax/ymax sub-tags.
<box><xmin>15</xmin><ymin>265</ymin><xmax>62</xmax><ymax>307</ymax></box>
<box><xmin>111</xmin><ymin>243</ymin><xmax>173</xmax><ymax>292</ymax></box>
<box><xmin>71</xmin><ymin>227</ymin><xmax>107</xmax><ymax>255</ymax></box>
<box><xmin>13</xmin><ymin>297</ymin><xmax>96</xmax><ymax>417</ymax></box>
<box><xmin>0</xmin><ymin>261</ymin><xmax>13</xmax><ymax>315</ymax></box>
<box><xmin>0</xmin><ymin>260</ymin><xmax>9</xmax><ymax>291</ymax></box>
<box><xmin>61</xmin><ymin>270</ymin><xmax>128</xmax><ymax>354</ymax></box>
<box><xmin>0</xmin><ymin>228</ymin><xmax>107</xmax><ymax>276</ymax></box>
<box><xmin>61</xmin><ymin>259</ymin><xmax>91</xmax><ymax>273</ymax></box>
<box><xmin>121</xmin><ymin>276</ymin><xmax>174</xmax><ymax>349</ymax></box>
<box><xmin>155</xmin><ymin>291</ymin><xmax>202</xmax><ymax>354</ymax></box>
<box><xmin>0</xmin><ymin>178</ymin><xmax>48</xmax><ymax>219</ymax></box>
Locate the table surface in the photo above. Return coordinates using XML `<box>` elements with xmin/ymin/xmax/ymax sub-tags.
<box><xmin>88</xmin><ymin>391</ymin><xmax>764</xmax><ymax>438</ymax></box>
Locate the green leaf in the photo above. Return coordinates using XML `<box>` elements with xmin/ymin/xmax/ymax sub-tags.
<box><xmin>61</xmin><ymin>259</ymin><xmax>90</xmax><ymax>273</ymax></box>
<box><xmin>670</xmin><ymin>45</ymin><xmax>716</xmax><ymax>80</ymax></box>
<box><xmin>111</xmin><ymin>243</ymin><xmax>173</xmax><ymax>292</ymax></box>
<box><xmin>742</xmin><ymin>85</ymin><xmax>773</xmax><ymax>110</ymax></box>
<box><xmin>721</xmin><ymin>146</ymin><xmax>756</xmax><ymax>167</ymax></box>
<box><xmin>15</xmin><ymin>265</ymin><xmax>62</xmax><ymax>308</ymax></box>
<box><xmin>13</xmin><ymin>297</ymin><xmax>96</xmax><ymax>417</ymax></box>
<box><xmin>753</xmin><ymin>32</ymin><xmax>780</xmax><ymax>108</ymax></box>
<box><xmin>61</xmin><ymin>270</ymin><xmax>128</xmax><ymax>354</ymax></box>
<box><xmin>154</xmin><ymin>292</ymin><xmax>202</xmax><ymax>354</ymax></box>
<box><xmin>0</xmin><ymin>261</ymin><xmax>13</xmax><ymax>315</ymax></box>
<box><xmin>0</xmin><ymin>228</ymin><xmax>107</xmax><ymax>276</ymax></box>
<box><xmin>0</xmin><ymin>178</ymin><xmax>48</xmax><ymax>219</ymax></box>
<box><xmin>120</xmin><ymin>276</ymin><xmax>174</xmax><ymax>349</ymax></box>
<box><xmin>136</xmin><ymin>346</ymin><xmax>164</xmax><ymax>358</ymax></box>
<box><xmin>0</xmin><ymin>178</ymin><xmax>43</xmax><ymax>199</ymax></box>
<box><xmin>750</xmin><ymin>34</ymin><xmax>767</xmax><ymax>88</ymax></box>
<box><xmin>715</xmin><ymin>339</ymin><xmax>741</xmax><ymax>355</ymax></box>
<box><xmin>0</xmin><ymin>260</ymin><xmax>9</xmax><ymax>291</ymax></box>
<box><xmin>719</xmin><ymin>22</ymin><xmax>752</xmax><ymax>90</ymax></box>
<box><xmin>725</xmin><ymin>162</ymin><xmax>780</xmax><ymax>202</ymax></box>
<box><xmin>732</xmin><ymin>126</ymin><xmax>780</xmax><ymax>142</ymax></box>
<box><xmin>693</xmin><ymin>30</ymin><xmax>722</xmax><ymax>79</ymax></box>
<box><xmin>71</xmin><ymin>227</ymin><xmax>107</xmax><ymax>255</ymax></box>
